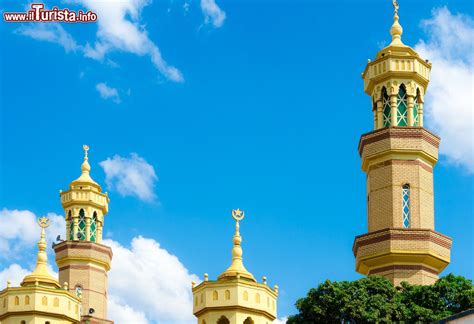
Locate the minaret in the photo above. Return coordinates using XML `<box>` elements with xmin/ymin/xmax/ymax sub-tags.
<box><xmin>353</xmin><ymin>1</ymin><xmax>452</xmax><ymax>286</ymax></box>
<box><xmin>54</xmin><ymin>145</ymin><xmax>113</xmax><ymax>323</ymax></box>
<box><xmin>192</xmin><ymin>209</ymin><xmax>278</xmax><ymax>323</ymax></box>
<box><xmin>0</xmin><ymin>217</ymin><xmax>81</xmax><ymax>323</ymax></box>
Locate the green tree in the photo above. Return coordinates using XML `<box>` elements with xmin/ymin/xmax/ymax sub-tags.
<box><xmin>287</xmin><ymin>274</ymin><xmax>473</xmax><ymax>324</ymax></box>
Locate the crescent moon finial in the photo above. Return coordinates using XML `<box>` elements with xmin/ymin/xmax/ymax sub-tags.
<box><xmin>232</xmin><ymin>208</ymin><xmax>245</xmax><ymax>222</ymax></box>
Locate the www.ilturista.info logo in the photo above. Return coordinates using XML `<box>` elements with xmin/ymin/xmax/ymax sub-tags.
<box><xmin>3</xmin><ymin>3</ymin><xmax>97</xmax><ymax>23</ymax></box>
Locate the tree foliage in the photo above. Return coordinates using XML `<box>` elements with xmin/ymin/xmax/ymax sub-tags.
<box><xmin>287</xmin><ymin>274</ymin><xmax>474</xmax><ymax>323</ymax></box>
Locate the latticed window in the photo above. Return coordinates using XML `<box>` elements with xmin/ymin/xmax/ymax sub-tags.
<box><xmin>402</xmin><ymin>184</ymin><xmax>410</xmax><ymax>228</ymax></box>
<box><xmin>78</xmin><ymin>209</ymin><xmax>86</xmax><ymax>240</ymax></box>
<box><xmin>382</xmin><ymin>88</ymin><xmax>391</xmax><ymax>127</ymax></box>
<box><xmin>90</xmin><ymin>212</ymin><xmax>97</xmax><ymax>242</ymax></box>
<box><xmin>397</xmin><ymin>85</ymin><xmax>408</xmax><ymax>126</ymax></box>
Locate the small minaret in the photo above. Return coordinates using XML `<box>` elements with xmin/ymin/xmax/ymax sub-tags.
<box><xmin>0</xmin><ymin>217</ymin><xmax>81</xmax><ymax>323</ymax></box>
<box><xmin>192</xmin><ymin>209</ymin><xmax>278</xmax><ymax>323</ymax></box>
<box><xmin>353</xmin><ymin>1</ymin><xmax>452</xmax><ymax>285</ymax></box>
<box><xmin>54</xmin><ymin>145</ymin><xmax>113</xmax><ymax>323</ymax></box>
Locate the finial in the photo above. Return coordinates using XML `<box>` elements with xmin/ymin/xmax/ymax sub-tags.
<box><xmin>20</xmin><ymin>217</ymin><xmax>60</xmax><ymax>288</ymax></box>
<box><xmin>191</xmin><ymin>281</ymin><xmax>196</xmax><ymax>288</ymax></box>
<box><xmin>232</xmin><ymin>208</ymin><xmax>245</xmax><ymax>222</ymax></box>
<box><xmin>390</xmin><ymin>0</ymin><xmax>404</xmax><ymax>46</ymax></box>
<box><xmin>392</xmin><ymin>0</ymin><xmax>399</xmax><ymax>15</ymax></box>
<box><xmin>263</xmin><ymin>276</ymin><xmax>267</xmax><ymax>285</ymax></box>
<box><xmin>80</xmin><ymin>145</ymin><xmax>91</xmax><ymax>173</ymax></box>
<box><xmin>7</xmin><ymin>280</ymin><xmax>11</xmax><ymax>288</ymax></box>
<box><xmin>204</xmin><ymin>273</ymin><xmax>209</xmax><ymax>281</ymax></box>
<box><xmin>83</xmin><ymin>144</ymin><xmax>89</xmax><ymax>160</ymax></box>
<box><xmin>218</xmin><ymin>209</ymin><xmax>256</xmax><ymax>281</ymax></box>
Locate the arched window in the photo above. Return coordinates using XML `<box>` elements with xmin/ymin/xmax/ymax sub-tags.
<box><xmin>90</xmin><ymin>212</ymin><xmax>97</xmax><ymax>242</ymax></box>
<box><xmin>75</xmin><ymin>285</ymin><xmax>82</xmax><ymax>298</ymax></box>
<box><xmin>78</xmin><ymin>209</ymin><xmax>86</xmax><ymax>240</ymax></box>
<box><xmin>54</xmin><ymin>297</ymin><xmax>59</xmax><ymax>307</ymax></box>
<box><xmin>217</xmin><ymin>316</ymin><xmax>230</xmax><ymax>324</ymax></box>
<box><xmin>397</xmin><ymin>84</ymin><xmax>408</xmax><ymax>126</ymax></box>
<box><xmin>14</xmin><ymin>296</ymin><xmax>19</xmax><ymax>305</ymax></box>
<box><xmin>243</xmin><ymin>291</ymin><xmax>248</xmax><ymax>301</ymax></box>
<box><xmin>21</xmin><ymin>321</ymin><xmax>26</xmax><ymax>324</ymax></box>
<box><xmin>45</xmin><ymin>322</ymin><xmax>51</xmax><ymax>324</ymax></box>
<box><xmin>212</xmin><ymin>290</ymin><xmax>218</xmax><ymax>301</ymax></box>
<box><xmin>42</xmin><ymin>296</ymin><xmax>48</xmax><ymax>306</ymax></box>
<box><xmin>244</xmin><ymin>317</ymin><xmax>255</xmax><ymax>324</ymax></box>
<box><xmin>225</xmin><ymin>290</ymin><xmax>230</xmax><ymax>300</ymax></box>
<box><xmin>25</xmin><ymin>295</ymin><xmax>30</xmax><ymax>305</ymax></box>
<box><xmin>402</xmin><ymin>184</ymin><xmax>411</xmax><ymax>228</ymax></box>
<box><xmin>413</xmin><ymin>89</ymin><xmax>421</xmax><ymax>126</ymax></box>
<box><xmin>382</xmin><ymin>87</ymin><xmax>391</xmax><ymax>127</ymax></box>
<box><xmin>255</xmin><ymin>293</ymin><xmax>260</xmax><ymax>303</ymax></box>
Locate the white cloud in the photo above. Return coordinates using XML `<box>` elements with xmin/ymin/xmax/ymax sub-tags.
<box><xmin>15</xmin><ymin>23</ymin><xmax>79</xmax><ymax>52</ymax></box>
<box><xmin>0</xmin><ymin>208</ymin><xmax>199</xmax><ymax>324</ymax></box>
<box><xmin>0</xmin><ymin>209</ymin><xmax>65</xmax><ymax>257</ymax></box>
<box><xmin>105</xmin><ymin>237</ymin><xmax>198</xmax><ymax>323</ymax></box>
<box><xmin>96</xmin><ymin>82</ymin><xmax>121</xmax><ymax>103</ymax></box>
<box><xmin>201</xmin><ymin>0</ymin><xmax>226</xmax><ymax>28</ymax></box>
<box><xmin>0</xmin><ymin>264</ymin><xmax>29</xmax><ymax>288</ymax></box>
<box><xmin>415</xmin><ymin>7</ymin><xmax>474</xmax><ymax>173</ymax></box>
<box><xmin>99</xmin><ymin>153</ymin><xmax>158</xmax><ymax>202</ymax></box>
<box><xmin>79</xmin><ymin>0</ymin><xmax>184</xmax><ymax>82</ymax></box>
<box><xmin>274</xmin><ymin>317</ymin><xmax>288</xmax><ymax>324</ymax></box>
<box><xmin>109</xmin><ymin>296</ymin><xmax>149</xmax><ymax>324</ymax></box>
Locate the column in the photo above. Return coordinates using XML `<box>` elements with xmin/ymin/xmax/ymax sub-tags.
<box><xmin>85</xmin><ymin>216</ymin><xmax>91</xmax><ymax>241</ymax></box>
<box><xmin>390</xmin><ymin>95</ymin><xmax>397</xmax><ymax>126</ymax></box>
<box><xmin>376</xmin><ymin>100</ymin><xmax>383</xmax><ymax>129</ymax></box>
<box><xmin>73</xmin><ymin>216</ymin><xmax>78</xmax><ymax>241</ymax></box>
<box><xmin>373</xmin><ymin>109</ymin><xmax>377</xmax><ymax>129</ymax></box>
<box><xmin>407</xmin><ymin>96</ymin><xmax>414</xmax><ymax>126</ymax></box>
<box><xmin>419</xmin><ymin>102</ymin><xmax>424</xmax><ymax>127</ymax></box>
<box><xmin>65</xmin><ymin>217</ymin><xmax>70</xmax><ymax>241</ymax></box>
<box><xmin>97</xmin><ymin>223</ymin><xmax>102</xmax><ymax>243</ymax></box>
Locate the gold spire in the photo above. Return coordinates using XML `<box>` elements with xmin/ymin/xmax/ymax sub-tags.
<box><xmin>390</xmin><ymin>0</ymin><xmax>404</xmax><ymax>46</ymax></box>
<box><xmin>21</xmin><ymin>217</ymin><xmax>60</xmax><ymax>288</ymax></box>
<box><xmin>218</xmin><ymin>209</ymin><xmax>256</xmax><ymax>282</ymax></box>
<box><xmin>72</xmin><ymin>144</ymin><xmax>100</xmax><ymax>188</ymax></box>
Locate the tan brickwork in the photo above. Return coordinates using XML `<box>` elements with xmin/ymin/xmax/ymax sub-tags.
<box><xmin>54</xmin><ymin>241</ymin><xmax>112</xmax><ymax>323</ymax></box>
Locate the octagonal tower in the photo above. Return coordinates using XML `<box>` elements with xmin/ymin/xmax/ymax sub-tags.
<box><xmin>192</xmin><ymin>209</ymin><xmax>278</xmax><ymax>323</ymax></box>
<box><xmin>54</xmin><ymin>145</ymin><xmax>113</xmax><ymax>323</ymax></box>
<box><xmin>353</xmin><ymin>2</ymin><xmax>452</xmax><ymax>286</ymax></box>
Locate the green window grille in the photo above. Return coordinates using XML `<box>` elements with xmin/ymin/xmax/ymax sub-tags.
<box><xmin>78</xmin><ymin>209</ymin><xmax>86</xmax><ymax>241</ymax></box>
<box><xmin>90</xmin><ymin>212</ymin><xmax>97</xmax><ymax>242</ymax></box>
<box><xmin>402</xmin><ymin>184</ymin><xmax>410</xmax><ymax>228</ymax></box>
<box><xmin>397</xmin><ymin>85</ymin><xmax>408</xmax><ymax>126</ymax></box>
<box><xmin>413</xmin><ymin>99</ymin><xmax>419</xmax><ymax>126</ymax></box>
<box><xmin>382</xmin><ymin>88</ymin><xmax>391</xmax><ymax>127</ymax></box>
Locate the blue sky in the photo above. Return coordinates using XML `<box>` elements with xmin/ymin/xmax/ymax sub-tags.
<box><xmin>1</xmin><ymin>0</ymin><xmax>473</xmax><ymax>322</ymax></box>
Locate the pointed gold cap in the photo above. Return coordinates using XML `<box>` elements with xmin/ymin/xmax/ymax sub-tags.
<box><xmin>72</xmin><ymin>144</ymin><xmax>100</xmax><ymax>188</ymax></box>
<box><xmin>21</xmin><ymin>217</ymin><xmax>60</xmax><ymax>288</ymax></box>
<box><xmin>218</xmin><ymin>209</ymin><xmax>256</xmax><ymax>282</ymax></box>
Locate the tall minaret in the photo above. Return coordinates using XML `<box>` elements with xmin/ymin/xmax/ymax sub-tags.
<box><xmin>353</xmin><ymin>1</ymin><xmax>452</xmax><ymax>286</ymax></box>
<box><xmin>193</xmin><ymin>209</ymin><xmax>278</xmax><ymax>323</ymax></box>
<box><xmin>54</xmin><ymin>145</ymin><xmax>113</xmax><ymax>323</ymax></box>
